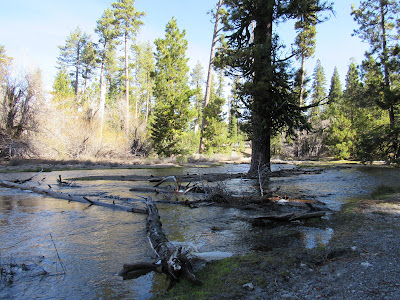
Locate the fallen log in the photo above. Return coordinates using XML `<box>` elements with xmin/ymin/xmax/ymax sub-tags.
<box><xmin>129</xmin><ymin>186</ymin><xmax>205</xmax><ymax>197</ymax></box>
<box><xmin>248</xmin><ymin>210</ymin><xmax>326</xmax><ymax>226</ymax></box>
<box><xmin>119</xmin><ymin>197</ymin><xmax>201</xmax><ymax>286</ymax></box>
<box><xmin>0</xmin><ymin>180</ymin><xmax>146</xmax><ymax>214</ymax></box>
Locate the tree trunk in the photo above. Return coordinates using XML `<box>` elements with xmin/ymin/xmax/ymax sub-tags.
<box><xmin>75</xmin><ymin>50</ymin><xmax>80</xmax><ymax>97</ymax></box>
<box><xmin>199</xmin><ymin>0</ymin><xmax>223</xmax><ymax>153</ymax></box>
<box><xmin>379</xmin><ymin>0</ymin><xmax>393</xmax><ymax>130</ymax></box>
<box><xmin>249</xmin><ymin>2</ymin><xmax>274</xmax><ymax>174</ymax></box>
<box><xmin>145</xmin><ymin>74</ymin><xmax>150</xmax><ymax>123</ymax></box>
<box><xmin>299</xmin><ymin>54</ymin><xmax>306</xmax><ymax>106</ymax></box>
<box><xmin>99</xmin><ymin>55</ymin><xmax>106</xmax><ymax>140</ymax></box>
<box><xmin>249</xmin><ymin>127</ymin><xmax>271</xmax><ymax>174</ymax></box>
<box><xmin>124</xmin><ymin>31</ymin><xmax>130</xmax><ymax>136</ymax></box>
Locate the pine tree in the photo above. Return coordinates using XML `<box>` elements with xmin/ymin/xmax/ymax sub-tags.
<box><xmin>294</xmin><ymin>2</ymin><xmax>318</xmax><ymax>106</ymax></box>
<box><xmin>203</xmin><ymin>72</ymin><xmax>229</xmax><ymax>154</ymax></box>
<box><xmin>216</xmin><ymin>0</ymin><xmax>332</xmax><ymax>173</ymax></box>
<box><xmin>328</xmin><ymin>67</ymin><xmax>342</xmax><ymax>104</ymax></box>
<box><xmin>343</xmin><ymin>60</ymin><xmax>363</xmax><ymax>124</ymax></box>
<box><xmin>112</xmin><ymin>0</ymin><xmax>145</xmax><ymax>135</ymax></box>
<box><xmin>57</xmin><ymin>27</ymin><xmax>91</xmax><ymax>98</ymax></box>
<box><xmin>228</xmin><ymin>78</ymin><xmax>241</xmax><ymax>143</ymax></box>
<box><xmin>190</xmin><ymin>62</ymin><xmax>204</xmax><ymax>133</ymax></box>
<box><xmin>52</xmin><ymin>66</ymin><xmax>74</xmax><ymax>104</ymax></box>
<box><xmin>310</xmin><ymin>59</ymin><xmax>327</xmax><ymax>119</ymax></box>
<box><xmin>80</xmin><ymin>41</ymin><xmax>98</xmax><ymax>92</ymax></box>
<box><xmin>356</xmin><ymin>55</ymin><xmax>391</xmax><ymax>162</ymax></box>
<box><xmin>95</xmin><ymin>7</ymin><xmax>120</xmax><ymax>137</ymax></box>
<box><xmin>361</xmin><ymin>55</ymin><xmax>385</xmax><ymax>108</ymax></box>
<box><xmin>199</xmin><ymin>0</ymin><xmax>224</xmax><ymax>153</ymax></box>
<box><xmin>325</xmin><ymin>61</ymin><xmax>362</xmax><ymax>159</ymax></box>
<box><xmin>132</xmin><ymin>42</ymin><xmax>155</xmax><ymax>123</ymax></box>
<box><xmin>300</xmin><ymin>59</ymin><xmax>327</xmax><ymax>157</ymax></box>
<box><xmin>151</xmin><ymin>18</ymin><xmax>192</xmax><ymax>157</ymax></box>
<box><xmin>352</xmin><ymin>0</ymin><xmax>400</xmax><ymax>159</ymax></box>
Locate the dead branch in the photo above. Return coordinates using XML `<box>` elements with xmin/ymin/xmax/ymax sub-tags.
<box><xmin>13</xmin><ymin>169</ymin><xmax>44</xmax><ymax>184</ymax></box>
<box><xmin>0</xmin><ymin>180</ymin><xmax>146</xmax><ymax>214</ymax></box>
<box><xmin>153</xmin><ymin>176</ymin><xmax>178</xmax><ymax>191</ymax></box>
<box><xmin>119</xmin><ymin>197</ymin><xmax>201</xmax><ymax>286</ymax></box>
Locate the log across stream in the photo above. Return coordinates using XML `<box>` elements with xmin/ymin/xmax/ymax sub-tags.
<box><xmin>118</xmin><ymin>197</ymin><xmax>201</xmax><ymax>286</ymax></box>
<box><xmin>0</xmin><ymin>168</ymin><xmax>330</xmax><ymax>288</ymax></box>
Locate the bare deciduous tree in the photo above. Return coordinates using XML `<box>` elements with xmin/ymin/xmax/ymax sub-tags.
<box><xmin>0</xmin><ymin>70</ymin><xmax>43</xmax><ymax>159</ymax></box>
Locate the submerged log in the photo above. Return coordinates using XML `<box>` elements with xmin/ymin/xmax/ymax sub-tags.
<box><xmin>118</xmin><ymin>262</ymin><xmax>161</xmax><ymax>280</ymax></box>
<box><xmin>248</xmin><ymin>210</ymin><xmax>326</xmax><ymax>226</ymax></box>
<box><xmin>119</xmin><ymin>197</ymin><xmax>201</xmax><ymax>286</ymax></box>
<box><xmin>0</xmin><ymin>180</ymin><xmax>146</xmax><ymax>214</ymax></box>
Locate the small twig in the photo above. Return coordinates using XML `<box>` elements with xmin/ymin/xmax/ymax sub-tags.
<box><xmin>50</xmin><ymin>234</ymin><xmax>66</xmax><ymax>275</ymax></box>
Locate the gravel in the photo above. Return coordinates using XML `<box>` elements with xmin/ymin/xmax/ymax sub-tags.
<box><xmin>246</xmin><ymin>197</ymin><xmax>400</xmax><ymax>300</ymax></box>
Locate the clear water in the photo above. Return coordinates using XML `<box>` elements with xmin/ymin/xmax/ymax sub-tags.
<box><xmin>1</xmin><ymin>164</ymin><xmax>400</xmax><ymax>299</ymax></box>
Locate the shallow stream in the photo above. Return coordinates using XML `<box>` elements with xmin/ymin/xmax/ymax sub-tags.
<box><xmin>1</xmin><ymin>163</ymin><xmax>400</xmax><ymax>299</ymax></box>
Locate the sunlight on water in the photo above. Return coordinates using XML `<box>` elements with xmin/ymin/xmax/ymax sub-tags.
<box><xmin>1</xmin><ymin>164</ymin><xmax>400</xmax><ymax>298</ymax></box>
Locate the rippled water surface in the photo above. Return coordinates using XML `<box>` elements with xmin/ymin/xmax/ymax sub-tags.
<box><xmin>1</xmin><ymin>164</ymin><xmax>400</xmax><ymax>299</ymax></box>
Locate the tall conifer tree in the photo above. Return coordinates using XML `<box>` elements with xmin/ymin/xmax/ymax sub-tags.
<box><xmin>96</xmin><ymin>8</ymin><xmax>120</xmax><ymax>138</ymax></box>
<box><xmin>352</xmin><ymin>0</ymin><xmax>400</xmax><ymax>159</ymax></box>
<box><xmin>57</xmin><ymin>27</ymin><xmax>90</xmax><ymax>98</ymax></box>
<box><xmin>310</xmin><ymin>59</ymin><xmax>327</xmax><ymax>119</ymax></box>
<box><xmin>294</xmin><ymin>3</ymin><xmax>318</xmax><ymax>106</ymax></box>
<box><xmin>112</xmin><ymin>0</ymin><xmax>145</xmax><ymax>135</ymax></box>
<box><xmin>216</xmin><ymin>0</ymin><xmax>332</xmax><ymax>173</ymax></box>
<box><xmin>328</xmin><ymin>67</ymin><xmax>342</xmax><ymax>104</ymax></box>
<box><xmin>151</xmin><ymin>18</ymin><xmax>192</xmax><ymax>156</ymax></box>
<box><xmin>190</xmin><ymin>62</ymin><xmax>204</xmax><ymax>133</ymax></box>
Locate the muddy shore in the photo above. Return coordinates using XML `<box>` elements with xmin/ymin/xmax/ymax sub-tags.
<box><xmin>156</xmin><ymin>181</ymin><xmax>400</xmax><ymax>299</ymax></box>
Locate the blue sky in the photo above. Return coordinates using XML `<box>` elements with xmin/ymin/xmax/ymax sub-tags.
<box><xmin>0</xmin><ymin>0</ymin><xmax>367</xmax><ymax>92</ymax></box>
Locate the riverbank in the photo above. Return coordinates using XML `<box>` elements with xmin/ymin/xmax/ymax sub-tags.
<box><xmin>1</xmin><ymin>159</ymin><xmax>399</xmax><ymax>299</ymax></box>
<box><xmin>0</xmin><ymin>154</ymin><xmax>251</xmax><ymax>173</ymax></box>
<box><xmin>156</xmin><ymin>190</ymin><xmax>400</xmax><ymax>299</ymax></box>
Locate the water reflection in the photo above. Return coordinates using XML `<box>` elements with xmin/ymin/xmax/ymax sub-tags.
<box><xmin>0</xmin><ymin>193</ymin><xmax>151</xmax><ymax>299</ymax></box>
<box><xmin>1</xmin><ymin>164</ymin><xmax>400</xmax><ymax>299</ymax></box>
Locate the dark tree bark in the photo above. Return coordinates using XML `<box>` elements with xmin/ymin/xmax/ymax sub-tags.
<box><xmin>248</xmin><ymin>1</ymin><xmax>274</xmax><ymax>174</ymax></box>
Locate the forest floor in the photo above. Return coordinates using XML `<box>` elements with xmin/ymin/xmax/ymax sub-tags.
<box><xmin>1</xmin><ymin>158</ymin><xmax>399</xmax><ymax>299</ymax></box>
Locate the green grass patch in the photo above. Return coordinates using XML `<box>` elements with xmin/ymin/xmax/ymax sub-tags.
<box><xmin>371</xmin><ymin>184</ymin><xmax>399</xmax><ymax>199</ymax></box>
<box><xmin>155</xmin><ymin>256</ymin><xmax>252</xmax><ymax>299</ymax></box>
<box><xmin>154</xmin><ymin>249</ymin><xmax>306</xmax><ymax>299</ymax></box>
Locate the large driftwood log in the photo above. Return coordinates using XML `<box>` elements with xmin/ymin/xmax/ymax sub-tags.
<box><xmin>0</xmin><ymin>180</ymin><xmax>146</xmax><ymax>214</ymax></box>
<box><xmin>119</xmin><ymin>197</ymin><xmax>201</xmax><ymax>286</ymax></box>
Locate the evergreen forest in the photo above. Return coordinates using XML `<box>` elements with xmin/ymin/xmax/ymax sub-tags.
<box><xmin>1</xmin><ymin>0</ymin><xmax>400</xmax><ymax>171</ymax></box>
